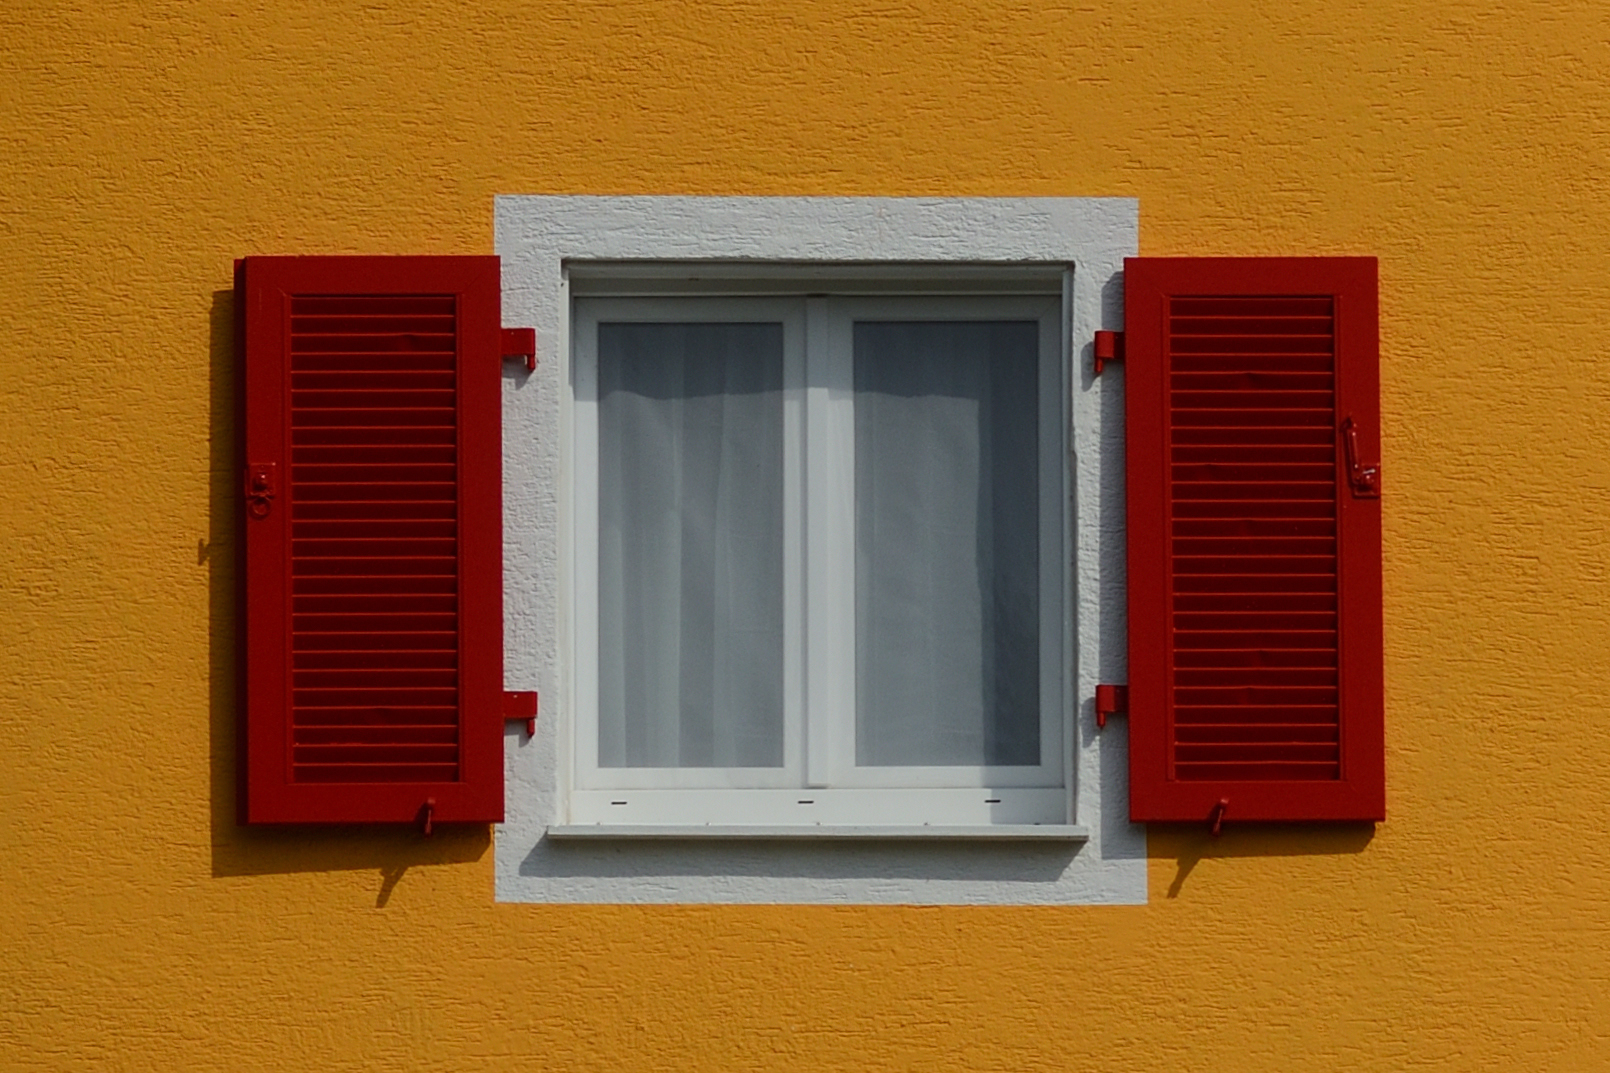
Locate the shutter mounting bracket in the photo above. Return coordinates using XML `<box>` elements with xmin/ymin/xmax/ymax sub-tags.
<box><xmin>1095</xmin><ymin>683</ymin><xmax>1128</xmax><ymax>729</ymax></box>
<box><xmin>504</xmin><ymin>690</ymin><xmax>539</xmax><ymax>737</ymax></box>
<box><xmin>1093</xmin><ymin>330</ymin><xmax>1124</xmax><ymax>375</ymax></box>
<box><xmin>501</xmin><ymin>327</ymin><xmax>537</xmax><ymax>372</ymax></box>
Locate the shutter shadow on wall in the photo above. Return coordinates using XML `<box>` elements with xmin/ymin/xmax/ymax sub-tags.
<box><xmin>1123</xmin><ymin>257</ymin><xmax>1383</xmax><ymax>824</ymax></box>
<box><xmin>237</xmin><ymin>256</ymin><xmax>503</xmax><ymax>824</ymax></box>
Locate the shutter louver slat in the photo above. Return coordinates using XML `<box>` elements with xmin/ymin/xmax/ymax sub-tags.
<box><xmin>240</xmin><ymin>256</ymin><xmax>503</xmax><ymax>824</ymax></box>
<box><xmin>1166</xmin><ymin>294</ymin><xmax>1340</xmax><ymax>784</ymax></box>
<box><xmin>1124</xmin><ymin>257</ymin><xmax>1383</xmax><ymax>824</ymax></box>
<box><xmin>291</xmin><ymin>295</ymin><xmax>463</xmax><ymax>783</ymax></box>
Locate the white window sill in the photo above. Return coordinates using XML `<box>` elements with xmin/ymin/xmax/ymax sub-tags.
<box><xmin>545</xmin><ymin>824</ymin><xmax>1090</xmax><ymax>842</ymax></box>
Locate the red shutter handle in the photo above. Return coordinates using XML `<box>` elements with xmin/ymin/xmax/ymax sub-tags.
<box><xmin>244</xmin><ymin>463</ymin><xmax>276</xmax><ymax>518</ymax></box>
<box><xmin>1341</xmin><ymin>418</ymin><xmax>1381</xmax><ymax>498</ymax></box>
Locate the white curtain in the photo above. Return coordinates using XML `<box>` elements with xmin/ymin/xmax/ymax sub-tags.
<box><xmin>853</xmin><ymin>321</ymin><xmax>1041</xmax><ymax>767</ymax></box>
<box><xmin>596</xmin><ymin>322</ymin><xmax>786</xmax><ymax>768</ymax></box>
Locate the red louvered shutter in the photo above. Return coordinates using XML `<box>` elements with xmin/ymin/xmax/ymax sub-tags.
<box><xmin>1124</xmin><ymin>257</ymin><xmax>1382</xmax><ymax>823</ymax></box>
<box><xmin>238</xmin><ymin>256</ymin><xmax>503</xmax><ymax>824</ymax></box>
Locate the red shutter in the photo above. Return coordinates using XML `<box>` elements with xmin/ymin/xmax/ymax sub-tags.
<box><xmin>237</xmin><ymin>256</ymin><xmax>503</xmax><ymax>824</ymax></box>
<box><xmin>1123</xmin><ymin>257</ymin><xmax>1382</xmax><ymax>823</ymax></box>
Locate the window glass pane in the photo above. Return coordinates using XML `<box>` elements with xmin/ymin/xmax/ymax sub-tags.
<box><xmin>597</xmin><ymin>323</ymin><xmax>785</xmax><ymax>767</ymax></box>
<box><xmin>853</xmin><ymin>321</ymin><xmax>1041</xmax><ymax>767</ymax></box>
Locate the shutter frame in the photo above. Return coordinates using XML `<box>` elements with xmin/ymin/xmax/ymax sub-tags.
<box><xmin>238</xmin><ymin>255</ymin><xmax>504</xmax><ymax>824</ymax></box>
<box><xmin>1123</xmin><ymin>257</ymin><xmax>1383</xmax><ymax>823</ymax></box>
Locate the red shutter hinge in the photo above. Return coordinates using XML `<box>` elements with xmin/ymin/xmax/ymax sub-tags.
<box><xmin>501</xmin><ymin>327</ymin><xmax>537</xmax><ymax>372</ymax></box>
<box><xmin>1093</xmin><ymin>330</ymin><xmax>1124</xmax><ymax>375</ymax></box>
<box><xmin>504</xmin><ymin>690</ymin><xmax>539</xmax><ymax>736</ymax></box>
<box><xmin>1341</xmin><ymin>416</ymin><xmax>1381</xmax><ymax>498</ymax></box>
<box><xmin>1095</xmin><ymin>684</ymin><xmax>1128</xmax><ymax>729</ymax></box>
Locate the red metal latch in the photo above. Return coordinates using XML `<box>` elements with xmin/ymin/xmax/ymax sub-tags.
<box><xmin>1341</xmin><ymin>416</ymin><xmax>1381</xmax><ymax>498</ymax></box>
<box><xmin>244</xmin><ymin>462</ymin><xmax>276</xmax><ymax>519</ymax></box>
<box><xmin>1093</xmin><ymin>330</ymin><xmax>1125</xmax><ymax>375</ymax></box>
<box><xmin>502</xmin><ymin>328</ymin><xmax>537</xmax><ymax>372</ymax></box>
<box><xmin>1095</xmin><ymin>684</ymin><xmax>1128</xmax><ymax>729</ymax></box>
<box><xmin>504</xmin><ymin>690</ymin><xmax>539</xmax><ymax>736</ymax></box>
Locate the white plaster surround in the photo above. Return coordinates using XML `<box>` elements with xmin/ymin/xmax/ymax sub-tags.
<box><xmin>494</xmin><ymin>196</ymin><xmax>1144</xmax><ymax>904</ymax></box>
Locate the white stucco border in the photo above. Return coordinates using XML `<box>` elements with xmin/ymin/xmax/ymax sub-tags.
<box><xmin>494</xmin><ymin>196</ymin><xmax>1144</xmax><ymax>904</ymax></box>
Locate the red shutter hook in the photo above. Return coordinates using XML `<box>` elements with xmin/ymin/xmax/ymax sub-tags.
<box><xmin>1208</xmin><ymin>798</ymin><xmax>1229</xmax><ymax>838</ymax></box>
<box><xmin>419</xmin><ymin>797</ymin><xmax>436</xmax><ymax>837</ymax></box>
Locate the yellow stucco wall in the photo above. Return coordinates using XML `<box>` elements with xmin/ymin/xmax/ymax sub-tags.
<box><xmin>4</xmin><ymin>1</ymin><xmax>1609</xmax><ymax>1068</ymax></box>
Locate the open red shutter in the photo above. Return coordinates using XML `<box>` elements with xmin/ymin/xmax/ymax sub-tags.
<box><xmin>238</xmin><ymin>256</ymin><xmax>503</xmax><ymax>824</ymax></box>
<box><xmin>1124</xmin><ymin>257</ymin><xmax>1382</xmax><ymax>823</ymax></box>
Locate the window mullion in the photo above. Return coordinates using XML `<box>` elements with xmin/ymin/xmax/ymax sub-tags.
<box><xmin>781</xmin><ymin>302</ymin><xmax>807</xmax><ymax>786</ymax></box>
<box><xmin>804</xmin><ymin>297</ymin><xmax>856</xmax><ymax>788</ymax></box>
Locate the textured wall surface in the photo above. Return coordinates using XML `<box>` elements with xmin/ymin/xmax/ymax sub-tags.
<box><xmin>3</xmin><ymin>1</ymin><xmax>1608</xmax><ymax>1069</ymax></box>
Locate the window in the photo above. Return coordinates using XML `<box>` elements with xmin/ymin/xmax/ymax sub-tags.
<box><xmin>234</xmin><ymin>205</ymin><xmax>1375</xmax><ymax>905</ymax></box>
<box><xmin>497</xmin><ymin>196</ymin><xmax>1146</xmax><ymax>904</ymax></box>
<box><xmin>568</xmin><ymin>288</ymin><xmax>1068</xmax><ymax>827</ymax></box>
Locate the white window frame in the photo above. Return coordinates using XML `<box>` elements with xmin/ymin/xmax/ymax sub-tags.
<box><xmin>495</xmin><ymin>197</ymin><xmax>1145</xmax><ymax>905</ymax></box>
<box><xmin>568</xmin><ymin>292</ymin><xmax>1068</xmax><ymax>827</ymax></box>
